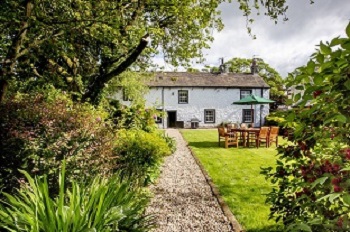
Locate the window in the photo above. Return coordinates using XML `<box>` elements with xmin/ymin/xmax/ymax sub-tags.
<box><xmin>204</xmin><ymin>109</ymin><xmax>215</xmax><ymax>123</ymax></box>
<box><xmin>122</xmin><ymin>89</ymin><xmax>132</xmax><ymax>101</ymax></box>
<box><xmin>240</xmin><ymin>89</ymin><xmax>252</xmax><ymax>99</ymax></box>
<box><xmin>242</xmin><ymin>109</ymin><xmax>254</xmax><ymax>123</ymax></box>
<box><xmin>178</xmin><ymin>90</ymin><xmax>188</xmax><ymax>104</ymax></box>
<box><xmin>155</xmin><ymin>109</ymin><xmax>163</xmax><ymax>124</ymax></box>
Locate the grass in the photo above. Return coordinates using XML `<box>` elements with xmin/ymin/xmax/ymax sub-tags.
<box><xmin>180</xmin><ymin>129</ymin><xmax>284</xmax><ymax>232</ymax></box>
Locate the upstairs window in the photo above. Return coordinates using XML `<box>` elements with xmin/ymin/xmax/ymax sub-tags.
<box><xmin>178</xmin><ymin>90</ymin><xmax>188</xmax><ymax>104</ymax></box>
<box><xmin>204</xmin><ymin>109</ymin><xmax>215</xmax><ymax>123</ymax></box>
<box><xmin>240</xmin><ymin>89</ymin><xmax>252</xmax><ymax>99</ymax></box>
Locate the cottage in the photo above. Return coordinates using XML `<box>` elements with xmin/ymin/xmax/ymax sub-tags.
<box><xmin>113</xmin><ymin>67</ymin><xmax>270</xmax><ymax>129</ymax></box>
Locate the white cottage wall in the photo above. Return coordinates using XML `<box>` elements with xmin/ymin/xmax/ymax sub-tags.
<box><xmin>133</xmin><ymin>87</ymin><xmax>268</xmax><ymax>128</ymax></box>
<box><xmin>112</xmin><ymin>87</ymin><xmax>270</xmax><ymax>129</ymax></box>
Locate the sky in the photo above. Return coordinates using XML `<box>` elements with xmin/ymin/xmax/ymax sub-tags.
<box><xmin>154</xmin><ymin>0</ymin><xmax>350</xmax><ymax>78</ymax></box>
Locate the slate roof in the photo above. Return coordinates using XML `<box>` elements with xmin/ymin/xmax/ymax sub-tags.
<box><xmin>147</xmin><ymin>72</ymin><xmax>270</xmax><ymax>88</ymax></box>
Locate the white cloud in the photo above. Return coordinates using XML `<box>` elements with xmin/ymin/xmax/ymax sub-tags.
<box><xmin>152</xmin><ymin>0</ymin><xmax>350</xmax><ymax>77</ymax></box>
<box><xmin>202</xmin><ymin>0</ymin><xmax>350</xmax><ymax>77</ymax></box>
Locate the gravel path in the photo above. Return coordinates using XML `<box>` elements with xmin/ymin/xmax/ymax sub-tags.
<box><xmin>145</xmin><ymin>129</ymin><xmax>233</xmax><ymax>232</ymax></box>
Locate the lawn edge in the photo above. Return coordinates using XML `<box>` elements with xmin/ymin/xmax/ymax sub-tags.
<box><xmin>181</xmin><ymin>131</ymin><xmax>245</xmax><ymax>232</ymax></box>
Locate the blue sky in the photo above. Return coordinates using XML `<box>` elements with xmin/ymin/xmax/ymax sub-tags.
<box><xmin>154</xmin><ymin>0</ymin><xmax>350</xmax><ymax>78</ymax></box>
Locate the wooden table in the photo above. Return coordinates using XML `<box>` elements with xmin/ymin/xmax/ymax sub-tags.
<box><xmin>230</xmin><ymin>128</ymin><xmax>260</xmax><ymax>147</ymax></box>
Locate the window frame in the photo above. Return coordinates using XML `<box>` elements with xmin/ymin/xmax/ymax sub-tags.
<box><xmin>122</xmin><ymin>89</ymin><xmax>132</xmax><ymax>101</ymax></box>
<box><xmin>155</xmin><ymin>109</ymin><xmax>163</xmax><ymax>124</ymax></box>
<box><xmin>178</xmin><ymin>90</ymin><xmax>189</xmax><ymax>104</ymax></box>
<box><xmin>204</xmin><ymin>109</ymin><xmax>216</xmax><ymax>123</ymax></box>
<box><xmin>240</xmin><ymin>89</ymin><xmax>252</xmax><ymax>99</ymax></box>
<box><xmin>242</xmin><ymin>109</ymin><xmax>254</xmax><ymax>123</ymax></box>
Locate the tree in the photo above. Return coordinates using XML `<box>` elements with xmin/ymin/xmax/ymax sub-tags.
<box><xmin>226</xmin><ymin>58</ymin><xmax>286</xmax><ymax>109</ymax></box>
<box><xmin>0</xmin><ymin>0</ymin><xmax>299</xmax><ymax>104</ymax></box>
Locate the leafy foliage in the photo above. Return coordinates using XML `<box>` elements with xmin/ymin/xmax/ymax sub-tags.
<box><xmin>114</xmin><ymin>129</ymin><xmax>173</xmax><ymax>186</ymax></box>
<box><xmin>262</xmin><ymin>23</ymin><xmax>350</xmax><ymax>231</ymax></box>
<box><xmin>115</xmin><ymin>103</ymin><xmax>161</xmax><ymax>132</ymax></box>
<box><xmin>0</xmin><ymin>87</ymin><xmax>116</xmax><ymax>194</ymax></box>
<box><xmin>225</xmin><ymin>57</ymin><xmax>286</xmax><ymax>108</ymax></box>
<box><xmin>106</xmin><ymin>71</ymin><xmax>152</xmax><ymax>105</ymax></box>
<box><xmin>0</xmin><ymin>162</ymin><xmax>154</xmax><ymax>232</ymax></box>
<box><xmin>0</xmin><ymin>0</ymin><xmax>298</xmax><ymax>103</ymax></box>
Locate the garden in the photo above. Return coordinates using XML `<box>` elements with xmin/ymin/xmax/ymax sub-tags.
<box><xmin>1</xmin><ymin>1</ymin><xmax>350</xmax><ymax>231</ymax></box>
<box><xmin>181</xmin><ymin>129</ymin><xmax>285</xmax><ymax>232</ymax></box>
<box><xmin>0</xmin><ymin>87</ymin><xmax>176</xmax><ymax>230</ymax></box>
<box><xmin>181</xmin><ymin>23</ymin><xmax>350</xmax><ymax>232</ymax></box>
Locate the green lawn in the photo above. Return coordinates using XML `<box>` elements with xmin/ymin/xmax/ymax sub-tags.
<box><xmin>180</xmin><ymin>129</ymin><xmax>284</xmax><ymax>232</ymax></box>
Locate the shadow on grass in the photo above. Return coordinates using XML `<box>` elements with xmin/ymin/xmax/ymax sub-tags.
<box><xmin>187</xmin><ymin>141</ymin><xmax>221</xmax><ymax>148</ymax></box>
<box><xmin>188</xmin><ymin>141</ymin><xmax>248</xmax><ymax>150</ymax></box>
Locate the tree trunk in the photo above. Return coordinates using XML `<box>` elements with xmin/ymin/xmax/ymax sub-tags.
<box><xmin>0</xmin><ymin>0</ymin><xmax>33</xmax><ymax>103</ymax></box>
<box><xmin>0</xmin><ymin>80</ymin><xmax>8</xmax><ymax>103</ymax></box>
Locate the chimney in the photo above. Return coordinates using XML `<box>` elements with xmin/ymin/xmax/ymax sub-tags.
<box><xmin>250</xmin><ymin>58</ymin><xmax>258</xmax><ymax>74</ymax></box>
<box><xmin>219</xmin><ymin>57</ymin><xmax>229</xmax><ymax>74</ymax></box>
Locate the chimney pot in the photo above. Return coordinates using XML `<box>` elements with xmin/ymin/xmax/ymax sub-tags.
<box><xmin>251</xmin><ymin>58</ymin><xmax>258</xmax><ymax>74</ymax></box>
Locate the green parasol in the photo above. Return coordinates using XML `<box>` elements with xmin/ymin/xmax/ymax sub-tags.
<box><xmin>232</xmin><ymin>94</ymin><xmax>275</xmax><ymax>125</ymax></box>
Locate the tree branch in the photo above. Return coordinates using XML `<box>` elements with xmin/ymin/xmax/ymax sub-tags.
<box><xmin>82</xmin><ymin>34</ymin><xmax>149</xmax><ymax>103</ymax></box>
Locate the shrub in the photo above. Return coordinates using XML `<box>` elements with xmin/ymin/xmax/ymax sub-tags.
<box><xmin>114</xmin><ymin>129</ymin><xmax>173</xmax><ymax>186</ymax></box>
<box><xmin>265</xmin><ymin>111</ymin><xmax>288</xmax><ymax>126</ymax></box>
<box><xmin>265</xmin><ymin>110</ymin><xmax>290</xmax><ymax>135</ymax></box>
<box><xmin>0</xmin><ymin>88</ymin><xmax>116</xmax><ymax>194</ymax></box>
<box><xmin>161</xmin><ymin>131</ymin><xmax>177</xmax><ymax>154</ymax></box>
<box><xmin>0</xmin><ymin>162</ymin><xmax>154</xmax><ymax>231</ymax></box>
<box><xmin>115</xmin><ymin>102</ymin><xmax>160</xmax><ymax>132</ymax></box>
<box><xmin>262</xmin><ymin>23</ymin><xmax>350</xmax><ymax>231</ymax></box>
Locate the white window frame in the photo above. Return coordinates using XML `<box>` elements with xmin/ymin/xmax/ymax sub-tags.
<box><xmin>178</xmin><ymin>90</ymin><xmax>188</xmax><ymax>104</ymax></box>
<box><xmin>242</xmin><ymin>109</ymin><xmax>254</xmax><ymax>123</ymax></box>
<box><xmin>204</xmin><ymin>109</ymin><xmax>215</xmax><ymax>123</ymax></box>
<box><xmin>240</xmin><ymin>89</ymin><xmax>252</xmax><ymax>99</ymax></box>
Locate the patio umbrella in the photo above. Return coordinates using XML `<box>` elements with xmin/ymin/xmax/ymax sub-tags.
<box><xmin>232</xmin><ymin>94</ymin><xmax>275</xmax><ymax>126</ymax></box>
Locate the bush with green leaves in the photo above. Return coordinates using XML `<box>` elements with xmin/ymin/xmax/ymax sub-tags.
<box><xmin>114</xmin><ymin>129</ymin><xmax>173</xmax><ymax>186</ymax></box>
<box><xmin>0</xmin><ymin>87</ymin><xmax>116</xmax><ymax>194</ymax></box>
<box><xmin>262</xmin><ymin>23</ymin><xmax>350</xmax><ymax>231</ymax></box>
<box><xmin>0</xmin><ymin>162</ymin><xmax>154</xmax><ymax>231</ymax></box>
<box><xmin>115</xmin><ymin>102</ymin><xmax>162</xmax><ymax>133</ymax></box>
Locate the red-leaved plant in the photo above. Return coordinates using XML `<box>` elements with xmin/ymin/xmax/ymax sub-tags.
<box><xmin>262</xmin><ymin>23</ymin><xmax>350</xmax><ymax>231</ymax></box>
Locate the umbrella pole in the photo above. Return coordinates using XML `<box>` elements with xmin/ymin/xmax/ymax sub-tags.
<box><xmin>251</xmin><ymin>104</ymin><xmax>253</xmax><ymax>127</ymax></box>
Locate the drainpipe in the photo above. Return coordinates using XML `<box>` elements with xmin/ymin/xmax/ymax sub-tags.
<box><xmin>162</xmin><ymin>87</ymin><xmax>165</xmax><ymax>129</ymax></box>
<box><xmin>260</xmin><ymin>87</ymin><xmax>263</xmax><ymax>127</ymax></box>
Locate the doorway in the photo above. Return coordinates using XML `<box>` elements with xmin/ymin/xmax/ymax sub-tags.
<box><xmin>167</xmin><ymin>111</ymin><xmax>177</xmax><ymax>128</ymax></box>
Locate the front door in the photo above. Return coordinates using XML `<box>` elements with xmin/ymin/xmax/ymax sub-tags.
<box><xmin>167</xmin><ymin>111</ymin><xmax>176</xmax><ymax>128</ymax></box>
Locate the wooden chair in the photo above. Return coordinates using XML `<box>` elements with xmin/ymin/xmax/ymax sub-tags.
<box><xmin>225</xmin><ymin>132</ymin><xmax>239</xmax><ymax>148</ymax></box>
<box><xmin>269</xmin><ymin>126</ymin><xmax>279</xmax><ymax>147</ymax></box>
<box><xmin>239</xmin><ymin>123</ymin><xmax>248</xmax><ymax>146</ymax></box>
<box><xmin>257</xmin><ymin>127</ymin><xmax>269</xmax><ymax>148</ymax></box>
<box><xmin>218</xmin><ymin>127</ymin><xmax>226</xmax><ymax>146</ymax></box>
<box><xmin>246</xmin><ymin>130</ymin><xmax>257</xmax><ymax>148</ymax></box>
